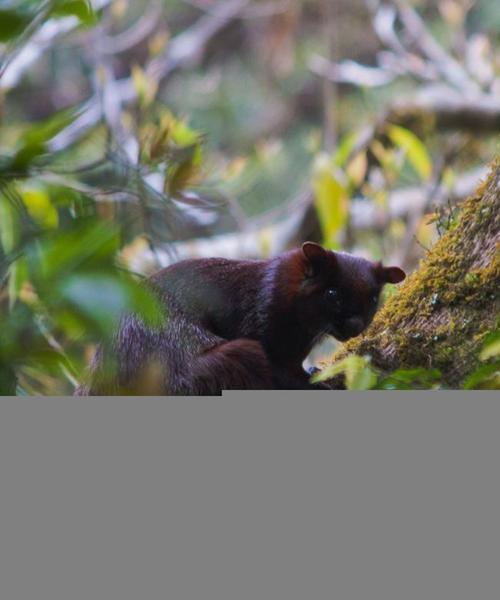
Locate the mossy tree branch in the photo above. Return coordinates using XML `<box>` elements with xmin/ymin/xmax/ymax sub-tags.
<box><xmin>326</xmin><ymin>158</ymin><xmax>500</xmax><ymax>388</ymax></box>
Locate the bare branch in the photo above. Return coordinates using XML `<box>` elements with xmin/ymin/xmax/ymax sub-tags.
<box><xmin>184</xmin><ymin>0</ymin><xmax>294</xmax><ymax>19</ymax></box>
<box><xmin>388</xmin><ymin>85</ymin><xmax>500</xmax><ymax>133</ymax></box>
<box><xmin>49</xmin><ymin>0</ymin><xmax>251</xmax><ymax>151</ymax></box>
<box><xmin>147</xmin><ymin>0</ymin><xmax>250</xmax><ymax>80</ymax></box>
<box><xmin>0</xmin><ymin>0</ymin><xmax>111</xmax><ymax>90</ymax></box>
<box><xmin>100</xmin><ymin>3</ymin><xmax>163</xmax><ymax>55</ymax></box>
<box><xmin>320</xmin><ymin>0</ymin><xmax>339</xmax><ymax>150</ymax></box>
<box><xmin>309</xmin><ymin>54</ymin><xmax>397</xmax><ymax>87</ymax></box>
<box><xmin>392</xmin><ymin>0</ymin><xmax>479</xmax><ymax>94</ymax></box>
<box><xmin>126</xmin><ymin>167</ymin><xmax>487</xmax><ymax>272</ymax></box>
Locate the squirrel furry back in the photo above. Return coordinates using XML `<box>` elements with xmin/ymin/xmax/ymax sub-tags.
<box><xmin>75</xmin><ymin>242</ymin><xmax>405</xmax><ymax>395</ymax></box>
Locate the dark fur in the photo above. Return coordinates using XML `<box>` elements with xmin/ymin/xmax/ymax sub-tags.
<box><xmin>75</xmin><ymin>242</ymin><xmax>405</xmax><ymax>395</ymax></box>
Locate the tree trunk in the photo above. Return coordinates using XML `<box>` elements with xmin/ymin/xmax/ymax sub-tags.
<box><xmin>326</xmin><ymin>158</ymin><xmax>499</xmax><ymax>388</ymax></box>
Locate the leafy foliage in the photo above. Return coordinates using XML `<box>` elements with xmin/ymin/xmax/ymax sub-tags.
<box><xmin>1</xmin><ymin>1</ymin><xmax>497</xmax><ymax>394</ymax></box>
<box><xmin>463</xmin><ymin>331</ymin><xmax>500</xmax><ymax>390</ymax></box>
<box><xmin>313</xmin><ymin>330</ymin><xmax>500</xmax><ymax>391</ymax></box>
<box><xmin>0</xmin><ymin>2</ymin><xmax>208</xmax><ymax>394</ymax></box>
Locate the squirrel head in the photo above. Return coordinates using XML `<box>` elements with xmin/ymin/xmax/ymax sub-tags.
<box><xmin>299</xmin><ymin>241</ymin><xmax>406</xmax><ymax>342</ymax></box>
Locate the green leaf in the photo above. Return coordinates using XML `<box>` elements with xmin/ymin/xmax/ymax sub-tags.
<box><xmin>8</xmin><ymin>257</ymin><xmax>28</xmax><ymax>310</ymax></box>
<box><xmin>387</xmin><ymin>125</ymin><xmax>432</xmax><ymax>181</ymax></box>
<box><xmin>0</xmin><ymin>8</ymin><xmax>32</xmax><ymax>42</ymax></box>
<box><xmin>313</xmin><ymin>355</ymin><xmax>377</xmax><ymax>390</ymax></box>
<box><xmin>0</xmin><ymin>301</ymin><xmax>38</xmax><ymax>363</ymax></box>
<box><xmin>479</xmin><ymin>331</ymin><xmax>500</xmax><ymax>361</ymax></box>
<box><xmin>21</xmin><ymin>106</ymin><xmax>80</xmax><ymax>146</ymax></box>
<box><xmin>463</xmin><ymin>362</ymin><xmax>500</xmax><ymax>390</ymax></box>
<box><xmin>0</xmin><ymin>361</ymin><xmax>17</xmax><ymax>395</ymax></box>
<box><xmin>377</xmin><ymin>367</ymin><xmax>442</xmax><ymax>390</ymax></box>
<box><xmin>9</xmin><ymin>142</ymin><xmax>48</xmax><ymax>174</ymax></box>
<box><xmin>25</xmin><ymin>218</ymin><xmax>120</xmax><ymax>286</ymax></box>
<box><xmin>8</xmin><ymin>107</ymin><xmax>79</xmax><ymax>172</ymax></box>
<box><xmin>50</xmin><ymin>0</ymin><xmax>97</xmax><ymax>26</ymax></box>
<box><xmin>56</xmin><ymin>272</ymin><xmax>165</xmax><ymax>337</ymax></box>
<box><xmin>0</xmin><ymin>192</ymin><xmax>19</xmax><ymax>254</ymax></box>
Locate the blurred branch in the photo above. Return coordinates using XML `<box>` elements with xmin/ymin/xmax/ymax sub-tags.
<box><xmin>309</xmin><ymin>54</ymin><xmax>397</xmax><ymax>87</ymax></box>
<box><xmin>50</xmin><ymin>0</ymin><xmax>251</xmax><ymax>151</ymax></box>
<box><xmin>321</xmin><ymin>0</ymin><xmax>338</xmax><ymax>151</ymax></box>
<box><xmin>387</xmin><ymin>85</ymin><xmax>500</xmax><ymax>133</ymax></box>
<box><xmin>312</xmin><ymin>0</ymin><xmax>495</xmax><ymax>96</ymax></box>
<box><xmin>310</xmin><ymin>1</ymin><xmax>500</xmax><ymax>134</ymax></box>
<box><xmin>398</xmin><ymin>153</ymin><xmax>447</xmax><ymax>266</ymax></box>
<box><xmin>0</xmin><ymin>0</ymin><xmax>111</xmax><ymax>90</ymax></box>
<box><xmin>391</xmin><ymin>0</ymin><xmax>477</xmax><ymax>93</ymax></box>
<box><xmin>350</xmin><ymin>166</ymin><xmax>488</xmax><ymax>230</ymax></box>
<box><xmin>126</xmin><ymin>166</ymin><xmax>487</xmax><ymax>272</ymax></box>
<box><xmin>146</xmin><ymin>0</ymin><xmax>249</xmax><ymax>80</ymax></box>
<box><xmin>184</xmin><ymin>0</ymin><xmax>293</xmax><ymax>19</ymax></box>
<box><xmin>100</xmin><ymin>3</ymin><xmax>162</xmax><ymax>55</ymax></box>
<box><xmin>309</xmin><ymin>59</ymin><xmax>500</xmax><ymax>132</ymax></box>
<box><xmin>0</xmin><ymin>1</ymin><xmax>53</xmax><ymax>86</ymax></box>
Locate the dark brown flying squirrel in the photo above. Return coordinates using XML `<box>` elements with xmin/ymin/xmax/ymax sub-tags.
<box><xmin>75</xmin><ymin>242</ymin><xmax>406</xmax><ymax>395</ymax></box>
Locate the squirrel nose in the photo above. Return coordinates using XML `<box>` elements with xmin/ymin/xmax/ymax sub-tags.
<box><xmin>345</xmin><ymin>317</ymin><xmax>365</xmax><ymax>337</ymax></box>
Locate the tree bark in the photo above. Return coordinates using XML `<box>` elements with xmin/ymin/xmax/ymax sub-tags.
<box><xmin>326</xmin><ymin>159</ymin><xmax>500</xmax><ymax>388</ymax></box>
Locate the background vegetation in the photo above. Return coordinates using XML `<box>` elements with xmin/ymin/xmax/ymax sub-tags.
<box><xmin>0</xmin><ymin>0</ymin><xmax>498</xmax><ymax>394</ymax></box>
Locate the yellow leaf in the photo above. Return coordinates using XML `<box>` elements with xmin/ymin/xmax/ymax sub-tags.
<box><xmin>167</xmin><ymin>161</ymin><xmax>200</xmax><ymax>196</ymax></box>
<box><xmin>480</xmin><ymin>338</ymin><xmax>500</xmax><ymax>361</ymax></box>
<box><xmin>373</xmin><ymin>189</ymin><xmax>388</xmax><ymax>208</ymax></box>
<box><xmin>170</xmin><ymin>119</ymin><xmax>199</xmax><ymax>147</ymax></box>
<box><xmin>388</xmin><ymin>219</ymin><xmax>406</xmax><ymax>240</ymax></box>
<box><xmin>387</xmin><ymin>125</ymin><xmax>432</xmax><ymax>181</ymax></box>
<box><xmin>119</xmin><ymin>236</ymin><xmax>149</xmax><ymax>267</ymax></box>
<box><xmin>312</xmin><ymin>154</ymin><xmax>349</xmax><ymax>248</ymax></box>
<box><xmin>224</xmin><ymin>157</ymin><xmax>247</xmax><ymax>180</ymax></box>
<box><xmin>439</xmin><ymin>0</ymin><xmax>465</xmax><ymax>27</ymax></box>
<box><xmin>18</xmin><ymin>278</ymin><xmax>38</xmax><ymax>306</ymax></box>
<box><xmin>416</xmin><ymin>215</ymin><xmax>437</xmax><ymax>248</ymax></box>
<box><xmin>21</xmin><ymin>187</ymin><xmax>58</xmax><ymax>229</ymax></box>
<box><xmin>442</xmin><ymin>166</ymin><xmax>456</xmax><ymax>192</ymax></box>
<box><xmin>149</xmin><ymin>123</ymin><xmax>171</xmax><ymax>161</ymax></box>
<box><xmin>258</xmin><ymin>227</ymin><xmax>273</xmax><ymax>258</ymax></box>
<box><xmin>346</xmin><ymin>151</ymin><xmax>367</xmax><ymax>188</ymax></box>
<box><xmin>111</xmin><ymin>0</ymin><xmax>128</xmax><ymax>20</ymax></box>
<box><xmin>333</xmin><ymin>131</ymin><xmax>358</xmax><ymax>166</ymax></box>
<box><xmin>149</xmin><ymin>30</ymin><xmax>170</xmax><ymax>57</ymax></box>
<box><xmin>131</xmin><ymin>64</ymin><xmax>158</xmax><ymax>108</ymax></box>
<box><xmin>312</xmin><ymin>355</ymin><xmax>377</xmax><ymax>390</ymax></box>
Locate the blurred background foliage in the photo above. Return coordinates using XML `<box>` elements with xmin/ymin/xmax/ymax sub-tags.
<box><xmin>0</xmin><ymin>0</ymin><xmax>498</xmax><ymax>394</ymax></box>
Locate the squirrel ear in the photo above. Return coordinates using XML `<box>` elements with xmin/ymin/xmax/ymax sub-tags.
<box><xmin>380</xmin><ymin>265</ymin><xmax>406</xmax><ymax>284</ymax></box>
<box><xmin>302</xmin><ymin>242</ymin><xmax>329</xmax><ymax>262</ymax></box>
<box><xmin>301</xmin><ymin>242</ymin><xmax>331</xmax><ymax>276</ymax></box>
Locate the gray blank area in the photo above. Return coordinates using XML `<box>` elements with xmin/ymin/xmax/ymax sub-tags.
<box><xmin>1</xmin><ymin>392</ymin><xmax>499</xmax><ymax>600</ymax></box>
